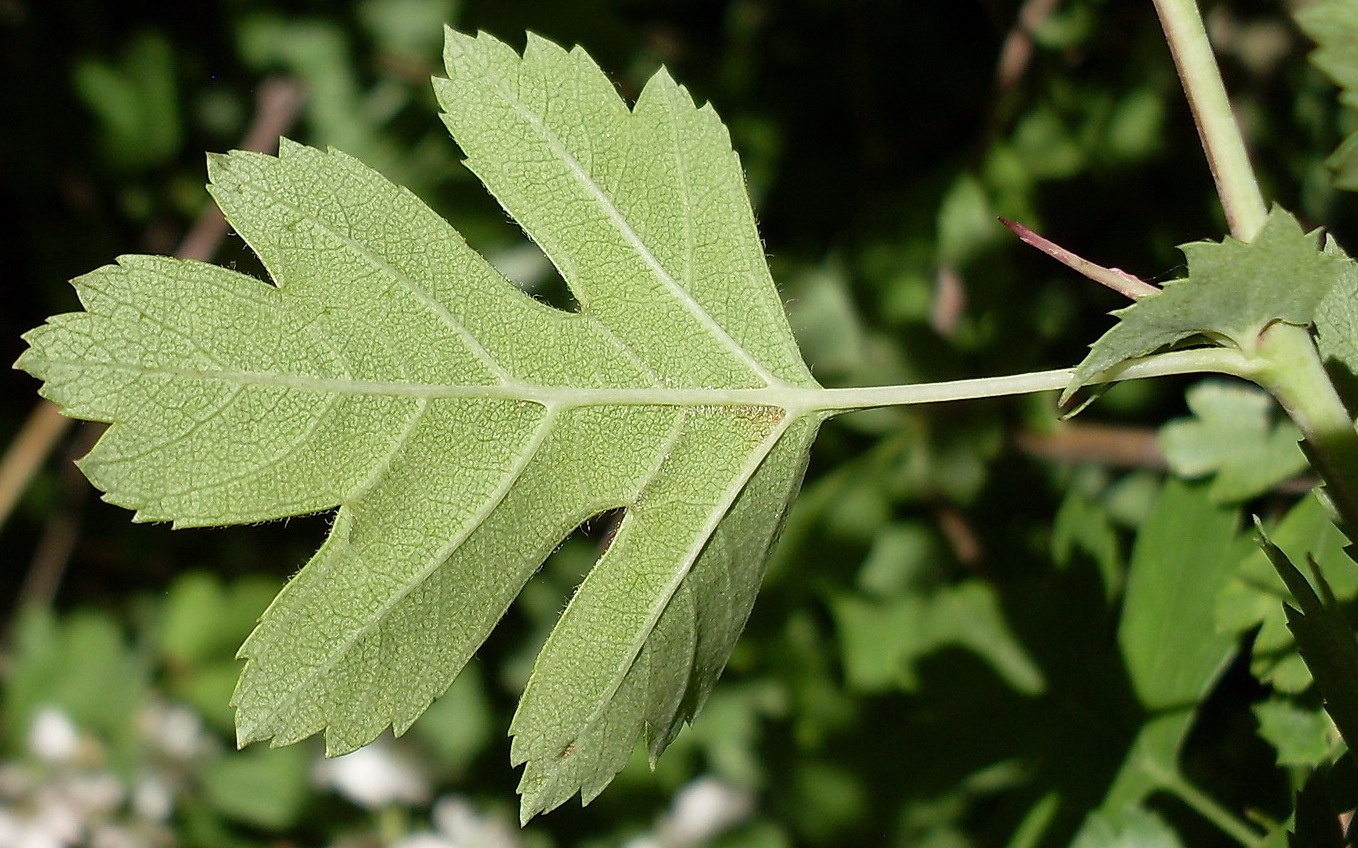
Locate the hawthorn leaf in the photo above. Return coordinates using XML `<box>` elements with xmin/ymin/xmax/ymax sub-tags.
<box><xmin>1070</xmin><ymin>808</ymin><xmax>1185</xmax><ymax>848</ymax></box>
<box><xmin>1252</xmin><ymin>697</ymin><xmax>1339</xmax><ymax>768</ymax></box>
<box><xmin>1065</xmin><ymin>208</ymin><xmax>1350</xmax><ymax>401</ymax></box>
<box><xmin>1158</xmin><ymin>380</ymin><xmax>1307</xmax><ymax>503</ymax></box>
<box><xmin>1101</xmin><ymin>479</ymin><xmax>1247</xmax><ymax>813</ymax></box>
<box><xmin>15</xmin><ymin>29</ymin><xmax>825</xmax><ymax>819</ymax></box>
<box><xmin>1217</xmin><ymin>495</ymin><xmax>1356</xmax><ymax>693</ymax></box>
<box><xmin>1296</xmin><ymin>0</ymin><xmax>1358</xmax><ymax>190</ymax></box>
<box><xmin>1256</xmin><ymin>523</ymin><xmax>1358</xmax><ymax>763</ymax></box>
<box><xmin>829</xmin><ymin>580</ymin><xmax>1044</xmax><ymax>696</ymax></box>
<box><xmin>1314</xmin><ymin>237</ymin><xmax>1358</xmax><ymax>396</ymax></box>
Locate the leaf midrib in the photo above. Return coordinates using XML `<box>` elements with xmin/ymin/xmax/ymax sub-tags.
<box><xmin>32</xmin><ymin>357</ymin><xmax>829</xmax><ymax>413</ymax></box>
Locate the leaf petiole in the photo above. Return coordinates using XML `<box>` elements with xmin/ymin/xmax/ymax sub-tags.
<box><xmin>806</xmin><ymin>347</ymin><xmax>1255</xmax><ymax>415</ymax></box>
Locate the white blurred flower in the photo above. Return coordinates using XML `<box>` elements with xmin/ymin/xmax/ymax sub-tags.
<box><xmin>131</xmin><ymin>776</ymin><xmax>173</xmax><ymax>822</ymax></box>
<box><xmin>313</xmin><ymin>739</ymin><xmax>430</xmax><ymax>809</ymax></box>
<box><xmin>139</xmin><ymin>703</ymin><xmax>207</xmax><ymax>761</ymax></box>
<box><xmin>89</xmin><ymin>823</ymin><xmax>140</xmax><ymax>848</ymax></box>
<box><xmin>8</xmin><ymin>787</ymin><xmax>80</xmax><ymax>848</ymax></box>
<box><xmin>430</xmin><ymin>796</ymin><xmax>520</xmax><ymax>848</ymax></box>
<box><xmin>390</xmin><ymin>835</ymin><xmax>455</xmax><ymax>848</ymax></box>
<box><xmin>27</xmin><ymin>709</ymin><xmax>79</xmax><ymax>765</ymax></box>
<box><xmin>2</xmin><ymin>703</ymin><xmax>195</xmax><ymax>848</ymax></box>
<box><xmin>0</xmin><ymin>756</ymin><xmax>131</xmax><ymax>848</ymax></box>
<box><xmin>0</xmin><ymin>808</ymin><xmax>65</xmax><ymax>848</ymax></box>
<box><xmin>59</xmin><ymin>773</ymin><xmax>123</xmax><ymax>815</ymax></box>
<box><xmin>654</xmin><ymin>777</ymin><xmax>754</xmax><ymax>848</ymax></box>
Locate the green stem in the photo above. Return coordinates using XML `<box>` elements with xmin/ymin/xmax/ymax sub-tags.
<box><xmin>806</xmin><ymin>347</ymin><xmax>1253</xmax><ymax>414</ymax></box>
<box><xmin>1254</xmin><ymin>323</ymin><xmax>1358</xmax><ymax>537</ymax></box>
<box><xmin>1156</xmin><ymin>768</ymin><xmax>1265</xmax><ymax>848</ymax></box>
<box><xmin>1152</xmin><ymin>0</ymin><xmax>1358</xmax><ymax>536</ymax></box>
<box><xmin>1152</xmin><ymin>0</ymin><xmax>1268</xmax><ymax>240</ymax></box>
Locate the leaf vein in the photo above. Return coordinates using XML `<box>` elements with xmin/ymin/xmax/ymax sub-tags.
<box><xmin>249</xmin><ymin>184</ymin><xmax>514</xmax><ymax>383</ymax></box>
<box><xmin>554</xmin><ymin>412</ymin><xmax>791</xmax><ymax>754</ymax></box>
<box><xmin>476</xmin><ymin>70</ymin><xmax>780</xmax><ymax>387</ymax></box>
<box><xmin>249</xmin><ymin>404</ymin><xmax>558</xmax><ymax>731</ymax></box>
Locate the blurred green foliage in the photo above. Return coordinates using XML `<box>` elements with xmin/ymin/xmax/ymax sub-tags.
<box><xmin>6</xmin><ymin>0</ymin><xmax>1358</xmax><ymax>846</ymax></box>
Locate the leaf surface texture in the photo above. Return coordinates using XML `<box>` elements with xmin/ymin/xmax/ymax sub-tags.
<box><xmin>16</xmin><ymin>29</ymin><xmax>822</xmax><ymax>819</ymax></box>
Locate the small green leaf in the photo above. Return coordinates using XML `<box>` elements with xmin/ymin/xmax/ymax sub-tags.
<box><xmin>200</xmin><ymin>744</ymin><xmax>310</xmax><ymax>829</ymax></box>
<box><xmin>1296</xmin><ymin>0</ymin><xmax>1358</xmax><ymax>191</ymax></box>
<box><xmin>831</xmin><ymin>581</ymin><xmax>1044</xmax><ymax>697</ymax></box>
<box><xmin>1158</xmin><ymin>380</ymin><xmax>1307</xmax><ymax>503</ymax></box>
<box><xmin>1101</xmin><ymin>479</ymin><xmax>1246</xmax><ymax>813</ymax></box>
<box><xmin>1256</xmin><ymin>522</ymin><xmax>1358</xmax><ymax>763</ymax></box>
<box><xmin>1071</xmin><ymin>807</ymin><xmax>1185</xmax><ymax>848</ymax></box>
<box><xmin>1253</xmin><ymin>697</ymin><xmax>1339</xmax><ymax>768</ymax></box>
<box><xmin>1217</xmin><ymin>494</ymin><xmax>1355</xmax><ymax>692</ymax></box>
<box><xmin>1328</xmin><ymin>134</ymin><xmax>1358</xmax><ymax>191</ymax></box>
<box><xmin>1066</xmin><ymin>208</ymin><xmax>1349</xmax><ymax>400</ymax></box>
<box><xmin>160</xmin><ymin>572</ymin><xmax>277</xmax><ymax>667</ymax></box>
<box><xmin>73</xmin><ymin>30</ymin><xmax>182</xmax><ymax>171</ymax></box>
<box><xmin>854</xmin><ymin>521</ymin><xmax>943</xmax><ymax>598</ymax></box>
<box><xmin>1052</xmin><ymin>484</ymin><xmax>1123</xmax><ymax>602</ymax></box>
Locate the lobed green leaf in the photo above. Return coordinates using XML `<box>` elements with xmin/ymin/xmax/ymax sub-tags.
<box><xmin>1296</xmin><ymin>0</ymin><xmax>1358</xmax><ymax>191</ymax></box>
<box><xmin>1218</xmin><ymin>495</ymin><xmax>1356</xmax><ymax>693</ymax></box>
<box><xmin>16</xmin><ymin>29</ymin><xmax>824</xmax><ymax>819</ymax></box>
<box><xmin>1158</xmin><ymin>380</ymin><xmax>1307</xmax><ymax>503</ymax></box>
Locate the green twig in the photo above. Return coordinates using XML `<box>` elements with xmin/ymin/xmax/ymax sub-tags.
<box><xmin>1151</xmin><ymin>0</ymin><xmax>1268</xmax><ymax>241</ymax></box>
<box><xmin>1254</xmin><ymin>323</ymin><xmax>1358</xmax><ymax>540</ymax></box>
<box><xmin>1152</xmin><ymin>0</ymin><xmax>1358</xmax><ymax>542</ymax></box>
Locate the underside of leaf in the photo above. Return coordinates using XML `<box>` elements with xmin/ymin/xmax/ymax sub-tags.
<box><xmin>15</xmin><ymin>28</ymin><xmax>823</xmax><ymax>819</ymax></box>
